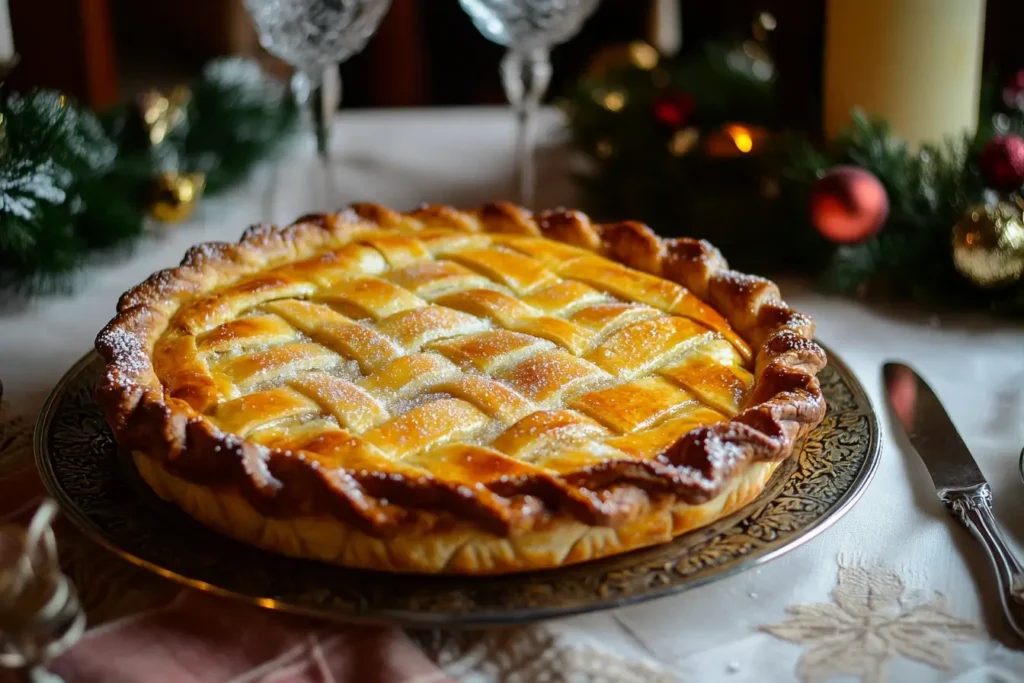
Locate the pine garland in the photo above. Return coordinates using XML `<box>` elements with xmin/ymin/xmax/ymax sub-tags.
<box><xmin>804</xmin><ymin>116</ymin><xmax>994</xmax><ymax>306</ymax></box>
<box><xmin>565</xmin><ymin>44</ymin><xmax>1024</xmax><ymax>315</ymax></box>
<box><xmin>0</xmin><ymin>58</ymin><xmax>297</xmax><ymax>295</ymax></box>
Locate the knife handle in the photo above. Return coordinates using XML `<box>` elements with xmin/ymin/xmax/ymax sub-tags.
<box><xmin>943</xmin><ymin>484</ymin><xmax>1024</xmax><ymax>639</ymax></box>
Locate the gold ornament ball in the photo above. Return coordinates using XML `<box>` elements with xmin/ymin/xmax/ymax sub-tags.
<box><xmin>150</xmin><ymin>172</ymin><xmax>206</xmax><ymax>223</ymax></box>
<box><xmin>952</xmin><ymin>201</ymin><xmax>1024</xmax><ymax>288</ymax></box>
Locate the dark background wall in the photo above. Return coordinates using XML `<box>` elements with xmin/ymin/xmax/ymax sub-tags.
<box><xmin>8</xmin><ymin>0</ymin><xmax>1024</xmax><ymax>134</ymax></box>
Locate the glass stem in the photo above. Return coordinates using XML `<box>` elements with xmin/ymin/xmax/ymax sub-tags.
<box><xmin>311</xmin><ymin>63</ymin><xmax>342</xmax><ymax>162</ymax></box>
<box><xmin>500</xmin><ymin>48</ymin><xmax>552</xmax><ymax>209</ymax></box>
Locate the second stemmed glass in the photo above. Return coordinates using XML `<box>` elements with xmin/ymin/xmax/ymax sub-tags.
<box><xmin>460</xmin><ymin>0</ymin><xmax>600</xmax><ymax>208</ymax></box>
<box><xmin>244</xmin><ymin>0</ymin><xmax>392</xmax><ymax>162</ymax></box>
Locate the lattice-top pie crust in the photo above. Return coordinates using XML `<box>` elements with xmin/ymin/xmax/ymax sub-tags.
<box><xmin>96</xmin><ymin>203</ymin><xmax>826</xmax><ymax>552</ymax></box>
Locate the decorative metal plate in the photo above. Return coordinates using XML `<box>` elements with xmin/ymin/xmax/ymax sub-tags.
<box><xmin>35</xmin><ymin>347</ymin><xmax>879</xmax><ymax>627</ymax></box>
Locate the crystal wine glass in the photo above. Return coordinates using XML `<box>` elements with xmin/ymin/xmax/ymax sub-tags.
<box><xmin>244</xmin><ymin>0</ymin><xmax>392</xmax><ymax>161</ymax></box>
<box><xmin>460</xmin><ymin>0</ymin><xmax>600</xmax><ymax>207</ymax></box>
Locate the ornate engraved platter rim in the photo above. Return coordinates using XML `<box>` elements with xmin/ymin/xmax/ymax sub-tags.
<box><xmin>34</xmin><ymin>344</ymin><xmax>879</xmax><ymax>628</ymax></box>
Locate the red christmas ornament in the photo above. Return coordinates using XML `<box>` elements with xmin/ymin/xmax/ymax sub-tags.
<box><xmin>979</xmin><ymin>135</ymin><xmax>1024</xmax><ymax>191</ymax></box>
<box><xmin>653</xmin><ymin>92</ymin><xmax>695</xmax><ymax>128</ymax></box>
<box><xmin>809</xmin><ymin>166</ymin><xmax>889</xmax><ymax>244</ymax></box>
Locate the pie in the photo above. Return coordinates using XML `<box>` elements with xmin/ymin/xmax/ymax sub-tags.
<box><xmin>95</xmin><ymin>202</ymin><xmax>826</xmax><ymax>575</ymax></box>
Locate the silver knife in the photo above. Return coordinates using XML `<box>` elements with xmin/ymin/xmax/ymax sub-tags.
<box><xmin>883</xmin><ymin>362</ymin><xmax>1024</xmax><ymax>639</ymax></box>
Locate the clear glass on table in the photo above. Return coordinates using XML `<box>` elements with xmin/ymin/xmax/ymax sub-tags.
<box><xmin>244</xmin><ymin>0</ymin><xmax>392</xmax><ymax>163</ymax></box>
<box><xmin>459</xmin><ymin>0</ymin><xmax>601</xmax><ymax>208</ymax></box>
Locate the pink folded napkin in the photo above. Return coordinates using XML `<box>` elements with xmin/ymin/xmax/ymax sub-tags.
<box><xmin>0</xmin><ymin>585</ymin><xmax>451</xmax><ymax>683</ymax></box>
<box><xmin>43</xmin><ymin>591</ymin><xmax>452</xmax><ymax>683</ymax></box>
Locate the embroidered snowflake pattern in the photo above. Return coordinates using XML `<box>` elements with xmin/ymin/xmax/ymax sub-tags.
<box><xmin>760</xmin><ymin>563</ymin><xmax>982</xmax><ymax>683</ymax></box>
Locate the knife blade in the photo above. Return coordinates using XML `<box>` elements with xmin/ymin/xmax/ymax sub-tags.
<box><xmin>883</xmin><ymin>361</ymin><xmax>1024</xmax><ymax>640</ymax></box>
<box><xmin>882</xmin><ymin>362</ymin><xmax>986</xmax><ymax>495</ymax></box>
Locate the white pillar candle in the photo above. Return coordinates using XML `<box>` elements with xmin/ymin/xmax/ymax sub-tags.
<box><xmin>650</xmin><ymin>0</ymin><xmax>681</xmax><ymax>57</ymax></box>
<box><xmin>823</xmin><ymin>0</ymin><xmax>986</xmax><ymax>147</ymax></box>
<box><xmin>0</xmin><ymin>0</ymin><xmax>13</xmax><ymax>63</ymax></box>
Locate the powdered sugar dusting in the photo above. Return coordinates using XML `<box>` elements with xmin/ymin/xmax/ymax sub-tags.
<box><xmin>702</xmin><ymin>427</ymin><xmax>747</xmax><ymax>472</ymax></box>
<box><xmin>184</xmin><ymin>241</ymin><xmax>233</xmax><ymax>266</ymax></box>
<box><xmin>390</xmin><ymin>391</ymin><xmax>452</xmax><ymax>417</ymax></box>
<box><xmin>330</xmin><ymin>358</ymin><xmax>363</xmax><ymax>382</ymax></box>
<box><xmin>242</xmin><ymin>222</ymin><xmax>281</xmax><ymax>241</ymax></box>
<box><xmin>97</xmin><ymin>324</ymin><xmax>150</xmax><ymax>379</ymax></box>
<box><xmin>463</xmin><ymin>419</ymin><xmax>507</xmax><ymax>448</ymax></box>
<box><xmin>122</xmin><ymin>268</ymin><xmax>195</xmax><ymax>308</ymax></box>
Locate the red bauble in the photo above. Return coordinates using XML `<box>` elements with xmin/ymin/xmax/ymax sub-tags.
<box><xmin>979</xmin><ymin>135</ymin><xmax>1024</xmax><ymax>191</ymax></box>
<box><xmin>809</xmin><ymin>166</ymin><xmax>889</xmax><ymax>244</ymax></box>
<box><xmin>653</xmin><ymin>92</ymin><xmax>695</xmax><ymax>128</ymax></box>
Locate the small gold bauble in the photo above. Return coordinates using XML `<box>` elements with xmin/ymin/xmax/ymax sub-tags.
<box><xmin>587</xmin><ymin>41</ymin><xmax>659</xmax><ymax>78</ymax></box>
<box><xmin>952</xmin><ymin>201</ymin><xmax>1024</xmax><ymax>288</ymax></box>
<box><xmin>150</xmin><ymin>171</ymin><xmax>206</xmax><ymax>223</ymax></box>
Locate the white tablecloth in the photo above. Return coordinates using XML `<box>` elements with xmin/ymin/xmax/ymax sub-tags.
<box><xmin>2</xmin><ymin>107</ymin><xmax>1023</xmax><ymax>683</ymax></box>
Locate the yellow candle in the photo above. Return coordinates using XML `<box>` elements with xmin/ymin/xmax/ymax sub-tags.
<box><xmin>823</xmin><ymin>0</ymin><xmax>986</xmax><ymax>147</ymax></box>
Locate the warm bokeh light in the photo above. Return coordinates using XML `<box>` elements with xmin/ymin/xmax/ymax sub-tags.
<box><xmin>628</xmin><ymin>42</ymin><xmax>659</xmax><ymax>70</ymax></box>
<box><xmin>668</xmin><ymin>127</ymin><xmax>699</xmax><ymax>156</ymax></box>
<box><xmin>727</xmin><ymin>125</ymin><xmax>754</xmax><ymax>153</ymax></box>
<box><xmin>601</xmin><ymin>90</ymin><xmax>626</xmax><ymax>112</ymax></box>
<box><xmin>703</xmin><ymin>123</ymin><xmax>767</xmax><ymax>158</ymax></box>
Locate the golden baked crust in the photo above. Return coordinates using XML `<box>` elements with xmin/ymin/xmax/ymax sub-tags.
<box><xmin>132</xmin><ymin>451</ymin><xmax>780</xmax><ymax>574</ymax></box>
<box><xmin>95</xmin><ymin>203</ymin><xmax>826</xmax><ymax>574</ymax></box>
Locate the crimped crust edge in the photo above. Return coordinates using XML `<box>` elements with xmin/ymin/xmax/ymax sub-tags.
<box><xmin>95</xmin><ymin>202</ymin><xmax>827</xmax><ymax>539</ymax></box>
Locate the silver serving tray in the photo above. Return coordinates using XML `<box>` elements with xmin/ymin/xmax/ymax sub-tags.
<box><xmin>35</xmin><ymin>346</ymin><xmax>879</xmax><ymax>627</ymax></box>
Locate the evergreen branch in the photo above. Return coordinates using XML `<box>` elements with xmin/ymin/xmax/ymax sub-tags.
<box><xmin>564</xmin><ymin>43</ymin><xmax>1024</xmax><ymax>315</ymax></box>
<box><xmin>0</xmin><ymin>58</ymin><xmax>297</xmax><ymax>296</ymax></box>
